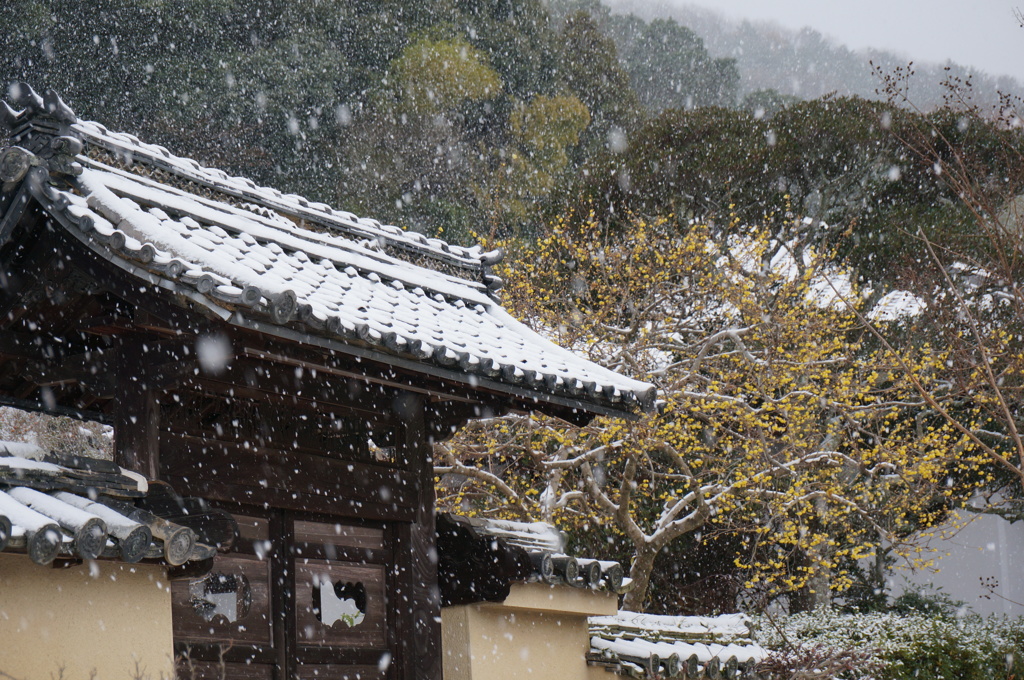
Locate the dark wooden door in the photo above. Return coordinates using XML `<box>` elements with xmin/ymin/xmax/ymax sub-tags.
<box><xmin>174</xmin><ymin>507</ymin><xmax>396</xmax><ymax>680</ymax></box>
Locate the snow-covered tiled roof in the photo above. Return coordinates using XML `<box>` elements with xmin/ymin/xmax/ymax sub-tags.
<box><xmin>590</xmin><ymin>611</ymin><xmax>754</xmax><ymax>639</ymax></box>
<box><xmin>436</xmin><ymin>514</ymin><xmax>626</xmax><ymax>606</ymax></box>
<box><xmin>0</xmin><ymin>444</ymin><xmax>219</xmax><ymax>568</ymax></box>
<box><xmin>454</xmin><ymin>516</ymin><xmax>565</xmax><ymax>553</ymax></box>
<box><xmin>0</xmin><ymin>85</ymin><xmax>655</xmax><ymax>417</ymax></box>
<box><xmin>588</xmin><ymin>611</ymin><xmax>768</xmax><ymax>678</ymax></box>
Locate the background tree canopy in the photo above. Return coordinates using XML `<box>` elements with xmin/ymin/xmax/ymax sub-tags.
<box><xmin>4</xmin><ymin>0</ymin><xmax>1024</xmax><ymax>615</ymax></box>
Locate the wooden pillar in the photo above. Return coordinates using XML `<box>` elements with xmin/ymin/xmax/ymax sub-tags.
<box><xmin>394</xmin><ymin>393</ymin><xmax>441</xmax><ymax>680</ymax></box>
<box><xmin>113</xmin><ymin>344</ymin><xmax>160</xmax><ymax>480</ymax></box>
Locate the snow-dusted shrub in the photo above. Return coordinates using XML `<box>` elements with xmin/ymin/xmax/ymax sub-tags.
<box><xmin>754</xmin><ymin>607</ymin><xmax>1024</xmax><ymax>680</ymax></box>
<box><xmin>755</xmin><ymin>644</ymin><xmax>881</xmax><ymax>680</ymax></box>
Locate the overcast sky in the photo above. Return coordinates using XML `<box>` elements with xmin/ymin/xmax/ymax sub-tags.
<box><xmin>668</xmin><ymin>0</ymin><xmax>1024</xmax><ymax>83</ymax></box>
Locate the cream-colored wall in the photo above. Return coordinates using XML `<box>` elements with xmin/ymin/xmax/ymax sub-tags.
<box><xmin>442</xmin><ymin>583</ymin><xmax>618</xmax><ymax>680</ymax></box>
<box><xmin>0</xmin><ymin>552</ymin><xmax>174</xmax><ymax>680</ymax></box>
<box><xmin>586</xmin><ymin>663</ymin><xmax>617</xmax><ymax>680</ymax></box>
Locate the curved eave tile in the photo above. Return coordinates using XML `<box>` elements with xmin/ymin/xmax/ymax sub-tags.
<box><xmin>30</xmin><ymin>171</ymin><xmax>655</xmax><ymax>415</ymax></box>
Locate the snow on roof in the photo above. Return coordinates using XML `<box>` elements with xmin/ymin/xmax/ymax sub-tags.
<box><xmin>458</xmin><ymin>516</ymin><xmax>565</xmax><ymax>553</ymax></box>
<box><xmin>0</xmin><ymin>455</ymin><xmax>61</xmax><ymax>474</ymax></box>
<box><xmin>588</xmin><ymin>610</ymin><xmax>768</xmax><ymax>678</ymax></box>
<box><xmin>0</xmin><ymin>445</ymin><xmax>217</xmax><ymax>567</ymax></box>
<box><xmin>590</xmin><ymin>611</ymin><xmax>753</xmax><ymax>639</ymax></box>
<box><xmin>867</xmin><ymin>290</ymin><xmax>927</xmax><ymax>322</ymax></box>
<box><xmin>0</xmin><ymin>85</ymin><xmax>655</xmax><ymax>417</ymax></box>
<box><xmin>0</xmin><ymin>441</ymin><xmax>46</xmax><ymax>460</ymax></box>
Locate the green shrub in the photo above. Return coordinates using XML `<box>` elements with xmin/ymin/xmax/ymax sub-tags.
<box><xmin>889</xmin><ymin>585</ymin><xmax>965</xmax><ymax>619</ymax></box>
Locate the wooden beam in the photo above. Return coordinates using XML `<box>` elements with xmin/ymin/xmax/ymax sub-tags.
<box><xmin>189</xmin><ymin>360</ymin><xmax>398</xmax><ymax>425</ymax></box>
<box><xmin>76</xmin><ymin>313</ymin><xmax>135</xmax><ymax>335</ymax></box>
<box><xmin>394</xmin><ymin>394</ymin><xmax>441</xmax><ymax>680</ymax></box>
<box><xmin>0</xmin><ymin>182</ymin><xmax>32</xmax><ymax>247</ymax></box>
<box><xmin>0</xmin><ymin>334</ymin><xmax>191</xmax><ymax>415</ymax></box>
<box><xmin>0</xmin><ymin>331</ymin><xmax>60</xmax><ymax>362</ymax></box>
<box><xmin>271</xmin><ymin>511</ymin><xmax>291</xmax><ymax>677</ymax></box>
<box><xmin>113</xmin><ymin>344</ymin><xmax>161</xmax><ymax>479</ymax></box>
<box><xmin>242</xmin><ymin>347</ymin><xmax>484</xmax><ymax>406</ymax></box>
<box><xmin>158</xmin><ymin>430</ymin><xmax>416</xmax><ymax>516</ymax></box>
<box><xmin>19</xmin><ymin>359</ymin><xmax>117</xmax><ymax>395</ymax></box>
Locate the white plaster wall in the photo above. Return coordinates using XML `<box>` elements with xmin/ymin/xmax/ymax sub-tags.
<box><xmin>896</xmin><ymin>511</ymin><xmax>1024</xmax><ymax>616</ymax></box>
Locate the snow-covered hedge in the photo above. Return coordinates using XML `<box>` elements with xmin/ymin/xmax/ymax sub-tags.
<box><xmin>754</xmin><ymin>608</ymin><xmax>1024</xmax><ymax>680</ymax></box>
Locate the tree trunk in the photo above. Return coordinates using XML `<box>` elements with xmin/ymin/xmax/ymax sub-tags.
<box><xmin>621</xmin><ymin>545</ymin><xmax>658</xmax><ymax>612</ymax></box>
<box><xmin>804</xmin><ymin>559</ymin><xmax>831</xmax><ymax>609</ymax></box>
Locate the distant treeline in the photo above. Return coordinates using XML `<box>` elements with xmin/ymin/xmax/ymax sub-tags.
<box><xmin>603</xmin><ymin>0</ymin><xmax>1023</xmax><ymax>109</ymax></box>
<box><xmin>2</xmin><ymin>0</ymin><xmax>1021</xmax><ymax>285</ymax></box>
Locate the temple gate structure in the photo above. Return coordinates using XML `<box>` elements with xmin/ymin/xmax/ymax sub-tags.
<box><xmin>0</xmin><ymin>85</ymin><xmax>654</xmax><ymax>680</ymax></box>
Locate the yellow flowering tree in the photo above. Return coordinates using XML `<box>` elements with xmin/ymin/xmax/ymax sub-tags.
<box><xmin>437</xmin><ymin>214</ymin><xmax>982</xmax><ymax>611</ymax></box>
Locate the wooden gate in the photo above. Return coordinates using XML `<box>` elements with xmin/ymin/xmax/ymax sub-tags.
<box><xmin>174</xmin><ymin>507</ymin><xmax>397</xmax><ymax>680</ymax></box>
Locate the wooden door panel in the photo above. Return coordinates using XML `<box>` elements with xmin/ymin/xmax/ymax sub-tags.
<box><xmin>294</xmin><ymin>560</ymin><xmax>387</xmax><ymax>648</ymax></box>
<box><xmin>294</xmin><ymin>520</ymin><xmax>384</xmax><ymax>550</ymax></box>
<box><xmin>172</xmin><ymin>553</ymin><xmax>273</xmax><ymax>645</ymax></box>
<box><xmin>175</xmin><ymin>508</ymin><xmax>397</xmax><ymax>679</ymax></box>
